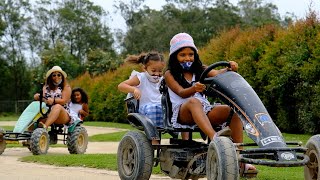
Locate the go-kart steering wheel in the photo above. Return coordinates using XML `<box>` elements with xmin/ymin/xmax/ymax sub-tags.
<box><xmin>199</xmin><ymin>61</ymin><xmax>231</xmax><ymax>84</ymax></box>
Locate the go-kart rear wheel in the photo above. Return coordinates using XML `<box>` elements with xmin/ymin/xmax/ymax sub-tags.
<box><xmin>0</xmin><ymin>127</ymin><xmax>6</xmax><ymax>155</ymax></box>
<box><xmin>67</xmin><ymin>126</ymin><xmax>88</xmax><ymax>154</ymax></box>
<box><xmin>117</xmin><ymin>131</ymin><xmax>153</xmax><ymax>180</ymax></box>
<box><xmin>30</xmin><ymin>128</ymin><xmax>49</xmax><ymax>155</ymax></box>
<box><xmin>304</xmin><ymin>135</ymin><xmax>320</xmax><ymax>180</ymax></box>
<box><xmin>206</xmin><ymin>136</ymin><xmax>239</xmax><ymax>180</ymax></box>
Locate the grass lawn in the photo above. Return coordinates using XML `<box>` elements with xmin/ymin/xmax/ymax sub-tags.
<box><xmin>0</xmin><ymin>114</ymin><xmax>19</xmax><ymax>121</ymax></box>
<box><xmin>1</xmin><ymin>114</ymin><xmax>315</xmax><ymax>179</ymax></box>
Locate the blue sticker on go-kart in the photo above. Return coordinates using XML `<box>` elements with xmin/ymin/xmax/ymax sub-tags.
<box><xmin>255</xmin><ymin>113</ymin><xmax>271</xmax><ymax>125</ymax></box>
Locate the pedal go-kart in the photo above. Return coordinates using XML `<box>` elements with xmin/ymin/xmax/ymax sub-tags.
<box><xmin>0</xmin><ymin>87</ymin><xmax>88</xmax><ymax>155</ymax></box>
<box><xmin>117</xmin><ymin>61</ymin><xmax>320</xmax><ymax>180</ymax></box>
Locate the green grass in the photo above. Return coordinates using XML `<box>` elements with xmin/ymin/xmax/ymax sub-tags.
<box><xmin>20</xmin><ymin>154</ymin><xmax>118</xmax><ymax>169</ymax></box>
<box><xmin>0</xmin><ymin>114</ymin><xmax>18</xmax><ymax>121</ymax></box>
<box><xmin>0</xmin><ymin>126</ymin><xmax>13</xmax><ymax>130</ymax></box>
<box><xmin>89</xmin><ymin>131</ymin><xmax>129</xmax><ymax>142</ymax></box>
<box><xmin>84</xmin><ymin>121</ymin><xmax>134</xmax><ymax>130</ymax></box>
<box><xmin>89</xmin><ymin>131</ymin><xmax>196</xmax><ymax>142</ymax></box>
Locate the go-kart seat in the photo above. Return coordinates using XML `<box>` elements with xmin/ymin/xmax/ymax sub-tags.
<box><xmin>125</xmin><ymin>95</ymin><xmax>139</xmax><ymax>114</ymax></box>
<box><xmin>159</xmin><ymin>80</ymin><xmax>174</xmax><ymax>130</ymax></box>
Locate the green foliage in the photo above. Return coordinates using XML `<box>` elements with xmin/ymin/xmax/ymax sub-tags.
<box><xmin>255</xmin><ymin>15</ymin><xmax>320</xmax><ymax>134</ymax></box>
<box><xmin>237</xmin><ymin>0</ymin><xmax>281</xmax><ymax>27</ymax></box>
<box><xmin>117</xmin><ymin>0</ymin><xmax>285</xmax><ymax>54</ymax></box>
<box><xmin>201</xmin><ymin>13</ymin><xmax>320</xmax><ymax>134</ymax></box>
<box><xmin>40</xmin><ymin>41</ymin><xmax>81</xmax><ymax>79</ymax></box>
<box><xmin>85</xmin><ymin>49</ymin><xmax>120</xmax><ymax>76</ymax></box>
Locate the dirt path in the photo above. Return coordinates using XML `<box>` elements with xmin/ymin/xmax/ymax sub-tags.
<box><xmin>0</xmin><ymin>121</ymin><xmax>170</xmax><ymax>180</ymax></box>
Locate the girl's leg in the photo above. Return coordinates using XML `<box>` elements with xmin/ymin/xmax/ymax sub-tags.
<box><xmin>179</xmin><ymin>98</ymin><xmax>215</xmax><ymax>140</ymax></box>
<box><xmin>181</xmin><ymin>132</ymin><xmax>189</xmax><ymax>140</ymax></box>
<box><xmin>229</xmin><ymin>113</ymin><xmax>243</xmax><ymax>143</ymax></box>
<box><xmin>44</xmin><ymin>104</ymin><xmax>70</xmax><ymax>127</ymax></box>
<box><xmin>207</xmin><ymin>105</ymin><xmax>243</xmax><ymax>143</ymax></box>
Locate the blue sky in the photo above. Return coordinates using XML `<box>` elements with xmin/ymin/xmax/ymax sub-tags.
<box><xmin>91</xmin><ymin>0</ymin><xmax>320</xmax><ymax>31</ymax></box>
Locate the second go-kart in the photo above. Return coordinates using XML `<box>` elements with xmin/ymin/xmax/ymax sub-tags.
<box><xmin>0</xmin><ymin>86</ymin><xmax>88</xmax><ymax>155</ymax></box>
<box><xmin>117</xmin><ymin>61</ymin><xmax>320</xmax><ymax>180</ymax></box>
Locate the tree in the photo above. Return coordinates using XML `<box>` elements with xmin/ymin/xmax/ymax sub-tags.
<box><xmin>0</xmin><ymin>0</ymin><xmax>32</xmax><ymax>100</ymax></box>
<box><xmin>57</xmin><ymin>0</ymin><xmax>115</xmax><ymax>65</ymax></box>
<box><xmin>237</xmin><ymin>0</ymin><xmax>281</xmax><ymax>27</ymax></box>
<box><xmin>85</xmin><ymin>48</ymin><xmax>120</xmax><ymax>76</ymax></box>
<box><xmin>117</xmin><ymin>0</ymin><xmax>241</xmax><ymax>54</ymax></box>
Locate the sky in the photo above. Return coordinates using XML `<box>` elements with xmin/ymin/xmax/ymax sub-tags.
<box><xmin>91</xmin><ymin>0</ymin><xmax>320</xmax><ymax>32</ymax></box>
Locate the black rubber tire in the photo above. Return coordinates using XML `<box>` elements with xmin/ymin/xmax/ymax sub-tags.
<box><xmin>30</xmin><ymin>128</ymin><xmax>49</xmax><ymax>155</ymax></box>
<box><xmin>304</xmin><ymin>135</ymin><xmax>320</xmax><ymax>180</ymax></box>
<box><xmin>206</xmin><ymin>136</ymin><xmax>239</xmax><ymax>180</ymax></box>
<box><xmin>49</xmin><ymin>131</ymin><xmax>58</xmax><ymax>145</ymax></box>
<box><xmin>0</xmin><ymin>127</ymin><xmax>6</xmax><ymax>155</ymax></box>
<box><xmin>67</xmin><ymin>126</ymin><xmax>88</xmax><ymax>154</ymax></box>
<box><xmin>117</xmin><ymin>131</ymin><xmax>153</xmax><ymax>180</ymax></box>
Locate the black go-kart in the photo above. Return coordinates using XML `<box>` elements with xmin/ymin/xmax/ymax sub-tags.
<box><xmin>0</xmin><ymin>85</ymin><xmax>88</xmax><ymax>155</ymax></box>
<box><xmin>117</xmin><ymin>61</ymin><xmax>320</xmax><ymax>180</ymax></box>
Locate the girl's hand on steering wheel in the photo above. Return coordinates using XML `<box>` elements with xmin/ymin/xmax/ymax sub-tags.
<box><xmin>45</xmin><ymin>97</ymin><xmax>54</xmax><ymax>105</ymax></box>
<box><xmin>193</xmin><ymin>82</ymin><xmax>206</xmax><ymax>92</ymax></box>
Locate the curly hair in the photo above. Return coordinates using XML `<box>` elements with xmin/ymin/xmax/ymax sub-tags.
<box><xmin>71</xmin><ymin>87</ymin><xmax>89</xmax><ymax>104</ymax></box>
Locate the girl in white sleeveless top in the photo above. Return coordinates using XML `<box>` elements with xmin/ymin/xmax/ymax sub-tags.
<box><xmin>69</xmin><ymin>87</ymin><xmax>89</xmax><ymax>121</ymax></box>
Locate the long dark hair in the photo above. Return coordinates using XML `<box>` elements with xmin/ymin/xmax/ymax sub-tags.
<box><xmin>46</xmin><ymin>73</ymin><xmax>66</xmax><ymax>90</ymax></box>
<box><xmin>166</xmin><ymin>47</ymin><xmax>204</xmax><ymax>88</ymax></box>
<box><xmin>71</xmin><ymin>87</ymin><xmax>89</xmax><ymax>104</ymax></box>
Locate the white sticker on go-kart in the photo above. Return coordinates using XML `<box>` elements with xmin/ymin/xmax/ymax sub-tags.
<box><xmin>260</xmin><ymin>136</ymin><xmax>283</xmax><ymax>146</ymax></box>
<box><xmin>280</xmin><ymin>152</ymin><xmax>295</xmax><ymax>161</ymax></box>
<box><xmin>255</xmin><ymin>113</ymin><xmax>272</xmax><ymax>125</ymax></box>
<box><xmin>245</xmin><ymin>123</ymin><xmax>256</xmax><ymax>134</ymax></box>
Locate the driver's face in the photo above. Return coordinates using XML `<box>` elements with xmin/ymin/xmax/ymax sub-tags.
<box><xmin>177</xmin><ymin>47</ymin><xmax>194</xmax><ymax>63</ymax></box>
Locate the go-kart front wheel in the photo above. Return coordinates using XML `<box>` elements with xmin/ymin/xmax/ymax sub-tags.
<box><xmin>304</xmin><ymin>135</ymin><xmax>320</xmax><ymax>180</ymax></box>
<box><xmin>206</xmin><ymin>136</ymin><xmax>239</xmax><ymax>180</ymax></box>
<box><xmin>30</xmin><ymin>128</ymin><xmax>49</xmax><ymax>155</ymax></box>
<box><xmin>67</xmin><ymin>126</ymin><xmax>88</xmax><ymax>154</ymax></box>
<box><xmin>117</xmin><ymin>131</ymin><xmax>153</xmax><ymax>180</ymax></box>
<box><xmin>0</xmin><ymin>127</ymin><xmax>6</xmax><ymax>155</ymax></box>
